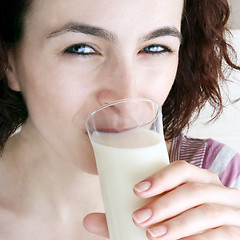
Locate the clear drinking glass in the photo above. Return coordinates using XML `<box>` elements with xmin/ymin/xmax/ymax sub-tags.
<box><xmin>86</xmin><ymin>98</ymin><xmax>169</xmax><ymax>240</ymax></box>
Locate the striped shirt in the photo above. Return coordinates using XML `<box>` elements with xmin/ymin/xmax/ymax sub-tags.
<box><xmin>170</xmin><ymin>134</ymin><xmax>240</xmax><ymax>189</ymax></box>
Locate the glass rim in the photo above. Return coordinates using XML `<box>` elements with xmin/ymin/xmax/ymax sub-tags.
<box><xmin>85</xmin><ymin>98</ymin><xmax>161</xmax><ymax>131</ymax></box>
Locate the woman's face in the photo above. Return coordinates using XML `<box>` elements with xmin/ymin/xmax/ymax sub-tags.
<box><xmin>7</xmin><ymin>0</ymin><xmax>183</xmax><ymax>173</ymax></box>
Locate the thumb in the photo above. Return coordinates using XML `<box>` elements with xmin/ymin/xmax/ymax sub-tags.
<box><xmin>83</xmin><ymin>212</ymin><xmax>110</xmax><ymax>238</ymax></box>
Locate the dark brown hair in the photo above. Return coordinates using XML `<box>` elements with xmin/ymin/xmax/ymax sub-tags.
<box><xmin>163</xmin><ymin>0</ymin><xmax>240</xmax><ymax>140</ymax></box>
<box><xmin>0</xmin><ymin>0</ymin><xmax>29</xmax><ymax>150</ymax></box>
<box><xmin>0</xmin><ymin>0</ymin><xmax>239</xmax><ymax>150</ymax></box>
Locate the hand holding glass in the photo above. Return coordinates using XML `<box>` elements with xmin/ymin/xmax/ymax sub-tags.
<box><xmin>86</xmin><ymin>98</ymin><xmax>169</xmax><ymax>240</ymax></box>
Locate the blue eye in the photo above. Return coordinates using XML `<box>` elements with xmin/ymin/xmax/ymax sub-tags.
<box><xmin>141</xmin><ymin>44</ymin><xmax>170</xmax><ymax>55</ymax></box>
<box><xmin>64</xmin><ymin>44</ymin><xmax>97</xmax><ymax>55</ymax></box>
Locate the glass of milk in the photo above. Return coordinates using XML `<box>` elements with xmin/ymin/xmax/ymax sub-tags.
<box><xmin>85</xmin><ymin>98</ymin><xmax>169</xmax><ymax>240</ymax></box>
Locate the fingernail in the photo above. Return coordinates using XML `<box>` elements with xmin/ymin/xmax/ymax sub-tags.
<box><xmin>147</xmin><ymin>225</ymin><xmax>168</xmax><ymax>238</ymax></box>
<box><xmin>132</xmin><ymin>208</ymin><xmax>152</xmax><ymax>224</ymax></box>
<box><xmin>134</xmin><ymin>181</ymin><xmax>151</xmax><ymax>193</ymax></box>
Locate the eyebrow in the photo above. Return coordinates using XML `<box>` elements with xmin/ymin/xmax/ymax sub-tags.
<box><xmin>47</xmin><ymin>23</ymin><xmax>116</xmax><ymax>41</ymax></box>
<box><xmin>143</xmin><ymin>27</ymin><xmax>182</xmax><ymax>42</ymax></box>
<box><xmin>47</xmin><ymin>23</ymin><xmax>182</xmax><ymax>42</ymax></box>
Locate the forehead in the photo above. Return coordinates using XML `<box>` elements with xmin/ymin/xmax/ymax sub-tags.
<box><xmin>26</xmin><ymin>0</ymin><xmax>184</xmax><ymax>38</ymax></box>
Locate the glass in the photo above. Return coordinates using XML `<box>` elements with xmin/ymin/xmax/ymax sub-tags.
<box><xmin>86</xmin><ymin>98</ymin><xmax>169</xmax><ymax>240</ymax></box>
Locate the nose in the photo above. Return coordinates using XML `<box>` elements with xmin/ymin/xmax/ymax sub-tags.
<box><xmin>97</xmin><ymin>59</ymin><xmax>141</xmax><ymax>106</ymax></box>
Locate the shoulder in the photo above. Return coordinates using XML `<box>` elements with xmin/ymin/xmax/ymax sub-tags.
<box><xmin>203</xmin><ymin>138</ymin><xmax>237</xmax><ymax>169</ymax></box>
<box><xmin>171</xmin><ymin>134</ymin><xmax>240</xmax><ymax>188</ymax></box>
<box><xmin>203</xmin><ymin>138</ymin><xmax>240</xmax><ymax>188</ymax></box>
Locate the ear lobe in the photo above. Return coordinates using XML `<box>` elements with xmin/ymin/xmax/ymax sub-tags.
<box><xmin>5</xmin><ymin>51</ymin><xmax>21</xmax><ymax>92</ymax></box>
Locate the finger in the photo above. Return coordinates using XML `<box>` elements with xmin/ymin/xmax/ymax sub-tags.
<box><xmin>133</xmin><ymin>160</ymin><xmax>222</xmax><ymax>199</ymax></box>
<box><xmin>132</xmin><ymin>182</ymin><xmax>240</xmax><ymax>228</ymax></box>
<box><xmin>83</xmin><ymin>213</ymin><xmax>109</xmax><ymax>238</ymax></box>
<box><xmin>180</xmin><ymin>226</ymin><xmax>240</xmax><ymax>240</ymax></box>
<box><xmin>146</xmin><ymin>204</ymin><xmax>240</xmax><ymax>240</ymax></box>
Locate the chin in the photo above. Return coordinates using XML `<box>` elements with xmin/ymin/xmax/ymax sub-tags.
<box><xmin>80</xmin><ymin>143</ymin><xmax>99</xmax><ymax>175</ymax></box>
<box><xmin>87</xmin><ymin>166</ymin><xmax>99</xmax><ymax>175</ymax></box>
<box><xmin>85</xmin><ymin>154</ymin><xmax>99</xmax><ymax>175</ymax></box>
<box><xmin>77</xmin><ymin>131</ymin><xmax>102</xmax><ymax>175</ymax></box>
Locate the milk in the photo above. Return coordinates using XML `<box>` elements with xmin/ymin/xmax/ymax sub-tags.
<box><xmin>91</xmin><ymin>128</ymin><xmax>169</xmax><ymax>240</ymax></box>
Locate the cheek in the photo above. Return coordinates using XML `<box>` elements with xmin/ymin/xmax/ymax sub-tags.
<box><xmin>145</xmin><ymin>78</ymin><xmax>174</xmax><ymax>105</ymax></box>
<box><xmin>19</xmin><ymin>59</ymin><xmax>90</xmax><ymax>111</ymax></box>
<box><xmin>142</xmin><ymin>61</ymin><xmax>178</xmax><ymax>105</ymax></box>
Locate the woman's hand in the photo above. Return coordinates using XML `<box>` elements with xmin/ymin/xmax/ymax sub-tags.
<box><xmin>83</xmin><ymin>160</ymin><xmax>240</xmax><ymax>239</ymax></box>
<box><xmin>83</xmin><ymin>212</ymin><xmax>109</xmax><ymax>238</ymax></box>
<box><xmin>83</xmin><ymin>213</ymin><xmax>109</xmax><ymax>238</ymax></box>
<box><xmin>132</xmin><ymin>160</ymin><xmax>240</xmax><ymax>239</ymax></box>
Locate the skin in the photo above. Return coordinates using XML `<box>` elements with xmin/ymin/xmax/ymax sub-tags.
<box><xmin>2</xmin><ymin>0</ymin><xmax>240</xmax><ymax>239</ymax></box>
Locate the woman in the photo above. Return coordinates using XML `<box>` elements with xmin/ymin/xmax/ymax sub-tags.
<box><xmin>0</xmin><ymin>0</ymin><xmax>240</xmax><ymax>239</ymax></box>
